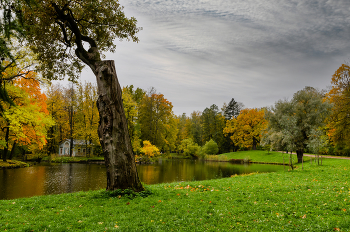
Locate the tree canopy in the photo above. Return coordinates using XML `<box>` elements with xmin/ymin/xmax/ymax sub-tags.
<box><xmin>0</xmin><ymin>0</ymin><xmax>140</xmax><ymax>80</ymax></box>
<box><xmin>224</xmin><ymin>108</ymin><xmax>266</xmax><ymax>150</ymax></box>
<box><xmin>264</xmin><ymin>87</ymin><xmax>331</xmax><ymax>162</ymax></box>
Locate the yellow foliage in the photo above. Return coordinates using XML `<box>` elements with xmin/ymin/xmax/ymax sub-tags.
<box><xmin>140</xmin><ymin>140</ymin><xmax>160</xmax><ymax>157</ymax></box>
<box><xmin>224</xmin><ymin>108</ymin><xmax>267</xmax><ymax>149</ymax></box>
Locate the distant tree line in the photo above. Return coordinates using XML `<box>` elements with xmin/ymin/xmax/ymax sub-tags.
<box><xmin>3</xmin><ymin>63</ymin><xmax>350</xmax><ymax>161</ymax></box>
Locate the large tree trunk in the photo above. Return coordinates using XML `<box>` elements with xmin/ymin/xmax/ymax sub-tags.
<box><xmin>51</xmin><ymin>3</ymin><xmax>144</xmax><ymax>192</ymax></box>
<box><xmin>95</xmin><ymin>60</ymin><xmax>144</xmax><ymax>192</ymax></box>
<box><xmin>3</xmin><ymin>127</ymin><xmax>9</xmax><ymax>162</ymax></box>
<box><xmin>296</xmin><ymin>150</ymin><xmax>303</xmax><ymax>163</ymax></box>
<box><xmin>9</xmin><ymin>142</ymin><xmax>16</xmax><ymax>160</ymax></box>
<box><xmin>252</xmin><ymin>137</ymin><xmax>257</xmax><ymax>150</ymax></box>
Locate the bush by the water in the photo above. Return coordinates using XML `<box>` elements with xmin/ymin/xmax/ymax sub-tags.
<box><xmin>179</xmin><ymin>138</ymin><xmax>201</xmax><ymax>157</ymax></box>
<box><xmin>202</xmin><ymin>139</ymin><xmax>219</xmax><ymax>155</ymax></box>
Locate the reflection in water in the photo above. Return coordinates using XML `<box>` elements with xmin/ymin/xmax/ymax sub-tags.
<box><xmin>0</xmin><ymin>159</ymin><xmax>284</xmax><ymax>200</ymax></box>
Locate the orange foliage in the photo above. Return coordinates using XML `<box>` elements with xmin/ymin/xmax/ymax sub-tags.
<box><xmin>225</xmin><ymin>108</ymin><xmax>267</xmax><ymax>149</ymax></box>
<box><xmin>326</xmin><ymin>64</ymin><xmax>350</xmax><ymax>147</ymax></box>
<box><xmin>14</xmin><ymin>73</ymin><xmax>49</xmax><ymax>115</ymax></box>
<box><xmin>11</xmin><ymin>74</ymin><xmax>52</xmax><ymax>149</ymax></box>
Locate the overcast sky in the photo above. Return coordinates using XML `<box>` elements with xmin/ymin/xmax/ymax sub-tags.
<box><xmin>79</xmin><ymin>0</ymin><xmax>350</xmax><ymax>116</ymax></box>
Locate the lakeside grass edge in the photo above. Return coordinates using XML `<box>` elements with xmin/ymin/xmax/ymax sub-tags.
<box><xmin>1</xmin><ymin>157</ymin><xmax>350</xmax><ymax>231</ymax></box>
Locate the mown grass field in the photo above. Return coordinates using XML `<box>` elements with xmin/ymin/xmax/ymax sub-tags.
<box><xmin>1</xmin><ymin>153</ymin><xmax>350</xmax><ymax>231</ymax></box>
<box><xmin>212</xmin><ymin>150</ymin><xmax>313</xmax><ymax>164</ymax></box>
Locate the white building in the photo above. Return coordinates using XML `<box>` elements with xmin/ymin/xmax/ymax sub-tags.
<box><xmin>58</xmin><ymin>139</ymin><xmax>94</xmax><ymax>157</ymax></box>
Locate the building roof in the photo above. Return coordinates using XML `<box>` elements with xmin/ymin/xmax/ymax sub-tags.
<box><xmin>59</xmin><ymin>139</ymin><xmax>94</xmax><ymax>146</ymax></box>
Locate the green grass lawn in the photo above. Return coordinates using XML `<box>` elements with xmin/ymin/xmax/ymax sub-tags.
<box><xmin>1</xmin><ymin>155</ymin><xmax>350</xmax><ymax>231</ymax></box>
<box><xmin>47</xmin><ymin>156</ymin><xmax>105</xmax><ymax>163</ymax></box>
<box><xmin>216</xmin><ymin>150</ymin><xmax>312</xmax><ymax>164</ymax></box>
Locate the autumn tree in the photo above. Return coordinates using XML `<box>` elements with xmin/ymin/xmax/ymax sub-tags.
<box><xmin>74</xmin><ymin>82</ymin><xmax>99</xmax><ymax>156</ymax></box>
<box><xmin>139</xmin><ymin>88</ymin><xmax>177</xmax><ymax>153</ymax></box>
<box><xmin>175</xmin><ymin>113</ymin><xmax>190</xmax><ymax>153</ymax></box>
<box><xmin>122</xmin><ymin>85</ymin><xmax>145</xmax><ymax>155</ymax></box>
<box><xmin>264</xmin><ymin>87</ymin><xmax>332</xmax><ymax>162</ymax></box>
<box><xmin>326</xmin><ymin>64</ymin><xmax>350</xmax><ymax>150</ymax></box>
<box><xmin>224</xmin><ymin>108</ymin><xmax>267</xmax><ymax>150</ymax></box>
<box><xmin>0</xmin><ymin>74</ymin><xmax>54</xmax><ymax>161</ymax></box>
<box><xmin>189</xmin><ymin>111</ymin><xmax>203</xmax><ymax>146</ymax></box>
<box><xmin>46</xmin><ymin>83</ymin><xmax>70</xmax><ymax>154</ymax></box>
<box><xmin>18</xmin><ymin>1</ymin><xmax>144</xmax><ymax>191</ymax></box>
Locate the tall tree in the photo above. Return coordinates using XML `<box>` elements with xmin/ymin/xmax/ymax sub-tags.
<box><xmin>74</xmin><ymin>82</ymin><xmax>99</xmax><ymax>155</ymax></box>
<box><xmin>46</xmin><ymin>83</ymin><xmax>70</xmax><ymax>154</ymax></box>
<box><xmin>65</xmin><ymin>84</ymin><xmax>75</xmax><ymax>157</ymax></box>
<box><xmin>189</xmin><ymin>111</ymin><xmax>203</xmax><ymax>146</ymax></box>
<box><xmin>139</xmin><ymin>88</ymin><xmax>175</xmax><ymax>152</ymax></box>
<box><xmin>20</xmin><ymin>1</ymin><xmax>143</xmax><ymax>191</ymax></box>
<box><xmin>223</xmin><ymin>98</ymin><xmax>244</xmax><ymax>120</ymax></box>
<box><xmin>264</xmin><ymin>87</ymin><xmax>332</xmax><ymax>162</ymax></box>
<box><xmin>175</xmin><ymin>113</ymin><xmax>189</xmax><ymax>153</ymax></box>
<box><xmin>201</xmin><ymin>104</ymin><xmax>226</xmax><ymax>152</ymax></box>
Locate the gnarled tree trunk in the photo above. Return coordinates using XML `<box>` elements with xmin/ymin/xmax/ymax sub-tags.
<box><xmin>95</xmin><ymin>60</ymin><xmax>144</xmax><ymax>192</ymax></box>
<box><xmin>51</xmin><ymin>3</ymin><xmax>144</xmax><ymax>192</ymax></box>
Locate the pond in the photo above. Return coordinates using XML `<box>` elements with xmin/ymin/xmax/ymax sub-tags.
<box><xmin>0</xmin><ymin>159</ymin><xmax>284</xmax><ymax>200</ymax></box>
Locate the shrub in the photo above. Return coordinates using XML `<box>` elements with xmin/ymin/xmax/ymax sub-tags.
<box><xmin>140</xmin><ymin>141</ymin><xmax>160</xmax><ymax>157</ymax></box>
<box><xmin>203</xmin><ymin>139</ymin><xmax>219</xmax><ymax>155</ymax></box>
<box><xmin>179</xmin><ymin>138</ymin><xmax>201</xmax><ymax>158</ymax></box>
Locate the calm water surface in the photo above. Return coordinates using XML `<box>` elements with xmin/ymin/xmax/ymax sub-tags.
<box><xmin>0</xmin><ymin>159</ymin><xmax>284</xmax><ymax>200</ymax></box>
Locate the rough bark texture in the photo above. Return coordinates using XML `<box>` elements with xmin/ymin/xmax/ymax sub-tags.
<box><xmin>9</xmin><ymin>142</ymin><xmax>16</xmax><ymax>160</ymax></box>
<box><xmin>95</xmin><ymin>60</ymin><xmax>144</xmax><ymax>192</ymax></box>
<box><xmin>51</xmin><ymin>3</ymin><xmax>144</xmax><ymax>192</ymax></box>
<box><xmin>3</xmin><ymin>127</ymin><xmax>9</xmax><ymax>162</ymax></box>
<box><xmin>296</xmin><ymin>150</ymin><xmax>303</xmax><ymax>163</ymax></box>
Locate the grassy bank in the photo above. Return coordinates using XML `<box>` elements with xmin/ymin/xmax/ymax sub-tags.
<box><xmin>1</xmin><ymin>157</ymin><xmax>350</xmax><ymax>231</ymax></box>
<box><xmin>0</xmin><ymin>160</ymin><xmax>29</xmax><ymax>169</ymax></box>
<box><xmin>44</xmin><ymin>156</ymin><xmax>104</xmax><ymax>163</ymax></box>
<box><xmin>205</xmin><ymin>150</ymin><xmax>312</xmax><ymax>164</ymax></box>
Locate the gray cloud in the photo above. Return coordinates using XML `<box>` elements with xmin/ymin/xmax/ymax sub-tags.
<box><xmin>79</xmin><ymin>0</ymin><xmax>350</xmax><ymax>115</ymax></box>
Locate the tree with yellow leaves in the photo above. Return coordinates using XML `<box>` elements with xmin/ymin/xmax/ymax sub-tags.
<box><xmin>224</xmin><ymin>108</ymin><xmax>267</xmax><ymax>150</ymax></box>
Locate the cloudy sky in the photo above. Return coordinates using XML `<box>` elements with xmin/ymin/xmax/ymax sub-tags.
<box><xmin>80</xmin><ymin>0</ymin><xmax>350</xmax><ymax>116</ymax></box>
